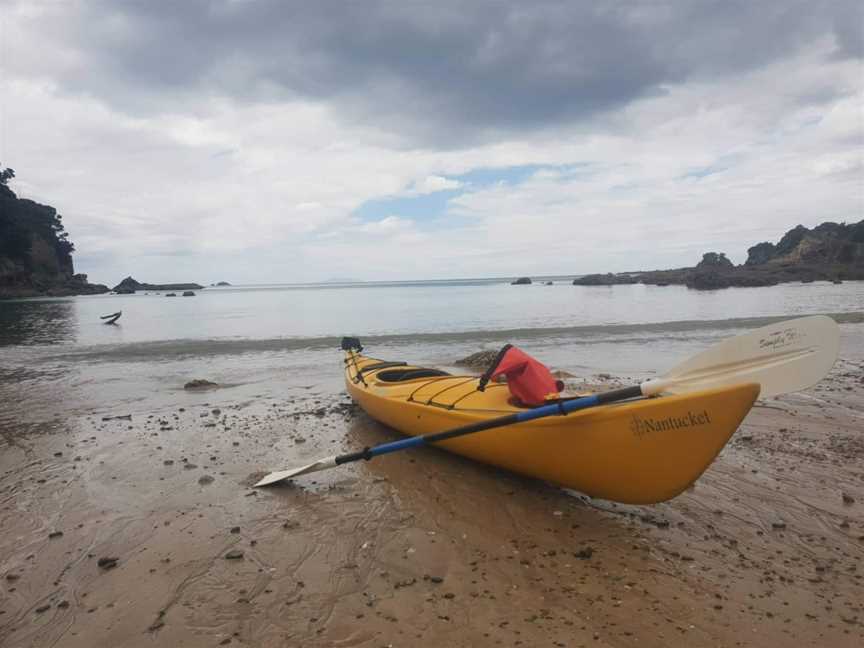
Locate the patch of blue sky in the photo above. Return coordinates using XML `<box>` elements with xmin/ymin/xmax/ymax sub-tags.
<box><xmin>353</xmin><ymin>163</ymin><xmax>589</xmax><ymax>224</ymax></box>
<box><xmin>681</xmin><ymin>153</ymin><xmax>744</xmax><ymax>180</ymax></box>
<box><xmin>352</xmin><ymin>189</ymin><xmax>462</xmax><ymax>224</ymax></box>
<box><xmin>455</xmin><ymin>162</ymin><xmax>592</xmax><ymax>187</ymax></box>
<box><xmin>453</xmin><ymin>164</ymin><xmax>545</xmax><ymax>187</ymax></box>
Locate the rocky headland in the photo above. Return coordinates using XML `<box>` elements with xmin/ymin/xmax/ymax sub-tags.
<box><xmin>574</xmin><ymin>220</ymin><xmax>864</xmax><ymax>289</ymax></box>
<box><xmin>0</xmin><ymin>165</ymin><xmax>209</xmax><ymax>299</ymax></box>
<box><xmin>0</xmin><ymin>168</ymin><xmax>109</xmax><ymax>299</ymax></box>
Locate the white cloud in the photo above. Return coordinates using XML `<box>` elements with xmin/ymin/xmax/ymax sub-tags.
<box><xmin>406</xmin><ymin>175</ymin><xmax>463</xmax><ymax>195</ymax></box>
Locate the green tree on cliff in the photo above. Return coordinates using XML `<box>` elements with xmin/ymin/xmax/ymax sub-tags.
<box><xmin>0</xmin><ymin>164</ymin><xmax>75</xmax><ymax>264</ymax></box>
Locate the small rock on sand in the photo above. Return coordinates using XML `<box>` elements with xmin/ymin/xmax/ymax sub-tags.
<box><xmin>198</xmin><ymin>475</ymin><xmax>214</xmax><ymax>485</ymax></box>
<box><xmin>842</xmin><ymin>492</ymin><xmax>855</xmax><ymax>505</ymax></box>
<box><xmin>97</xmin><ymin>557</ymin><xmax>119</xmax><ymax>570</ymax></box>
<box><xmin>184</xmin><ymin>379</ymin><xmax>219</xmax><ymax>390</ymax></box>
<box><xmin>225</xmin><ymin>550</ymin><xmax>244</xmax><ymax>560</ymax></box>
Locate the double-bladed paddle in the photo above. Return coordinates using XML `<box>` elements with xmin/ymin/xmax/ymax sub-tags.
<box><xmin>254</xmin><ymin>315</ymin><xmax>839</xmax><ymax>487</ymax></box>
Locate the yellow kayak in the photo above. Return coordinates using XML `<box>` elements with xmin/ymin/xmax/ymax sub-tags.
<box><xmin>344</xmin><ymin>350</ymin><xmax>759</xmax><ymax>504</ymax></box>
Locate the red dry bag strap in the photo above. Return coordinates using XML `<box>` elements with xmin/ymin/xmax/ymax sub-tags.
<box><xmin>477</xmin><ymin>344</ymin><xmax>513</xmax><ymax>392</ymax></box>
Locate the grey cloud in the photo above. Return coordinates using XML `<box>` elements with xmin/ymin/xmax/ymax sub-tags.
<box><xmin>16</xmin><ymin>0</ymin><xmax>863</xmax><ymax>143</ymax></box>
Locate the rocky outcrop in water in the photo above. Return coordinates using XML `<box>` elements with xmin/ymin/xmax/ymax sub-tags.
<box><xmin>573</xmin><ymin>273</ymin><xmax>639</xmax><ymax>286</ymax></box>
<box><xmin>112</xmin><ymin>277</ymin><xmax>204</xmax><ymax>293</ymax></box>
<box><xmin>573</xmin><ymin>221</ymin><xmax>864</xmax><ymax>290</ymax></box>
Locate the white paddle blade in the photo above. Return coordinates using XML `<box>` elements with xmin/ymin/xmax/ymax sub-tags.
<box><xmin>254</xmin><ymin>456</ymin><xmax>339</xmax><ymax>487</ymax></box>
<box><xmin>657</xmin><ymin>315</ymin><xmax>839</xmax><ymax>398</ymax></box>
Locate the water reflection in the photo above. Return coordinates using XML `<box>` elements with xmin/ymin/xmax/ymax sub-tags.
<box><xmin>0</xmin><ymin>299</ymin><xmax>78</xmax><ymax>346</ymax></box>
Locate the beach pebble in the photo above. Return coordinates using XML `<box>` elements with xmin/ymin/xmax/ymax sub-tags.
<box><xmin>97</xmin><ymin>557</ymin><xmax>119</xmax><ymax>570</ymax></box>
<box><xmin>225</xmin><ymin>550</ymin><xmax>244</xmax><ymax>560</ymax></box>
<box><xmin>842</xmin><ymin>492</ymin><xmax>855</xmax><ymax>505</ymax></box>
<box><xmin>230</xmin><ymin>526</ymin><xmax>241</xmax><ymax>534</ymax></box>
<box><xmin>184</xmin><ymin>379</ymin><xmax>218</xmax><ymax>390</ymax></box>
<box><xmin>198</xmin><ymin>475</ymin><xmax>214</xmax><ymax>485</ymax></box>
<box><xmin>48</xmin><ymin>531</ymin><xmax>64</xmax><ymax>539</ymax></box>
<box><xmin>772</xmin><ymin>521</ymin><xmax>787</xmax><ymax>530</ymax></box>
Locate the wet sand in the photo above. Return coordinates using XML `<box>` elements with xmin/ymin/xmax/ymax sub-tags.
<box><xmin>1</xmin><ymin>360</ymin><xmax>862</xmax><ymax>647</ymax></box>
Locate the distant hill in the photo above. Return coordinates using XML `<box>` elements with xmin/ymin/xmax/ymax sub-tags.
<box><xmin>0</xmin><ymin>166</ymin><xmax>108</xmax><ymax>299</ymax></box>
<box><xmin>574</xmin><ymin>220</ymin><xmax>864</xmax><ymax>290</ymax></box>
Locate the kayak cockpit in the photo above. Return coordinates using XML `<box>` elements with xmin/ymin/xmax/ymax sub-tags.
<box><xmin>377</xmin><ymin>368</ymin><xmax>451</xmax><ymax>382</ymax></box>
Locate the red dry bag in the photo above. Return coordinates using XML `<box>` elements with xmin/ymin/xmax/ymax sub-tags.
<box><xmin>478</xmin><ymin>345</ymin><xmax>563</xmax><ymax>406</ymax></box>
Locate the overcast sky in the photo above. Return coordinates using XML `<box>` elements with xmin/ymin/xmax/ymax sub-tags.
<box><xmin>1</xmin><ymin>1</ymin><xmax>861</xmax><ymax>284</ymax></box>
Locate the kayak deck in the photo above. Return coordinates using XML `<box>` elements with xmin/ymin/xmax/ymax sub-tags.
<box><xmin>344</xmin><ymin>352</ymin><xmax>759</xmax><ymax>504</ymax></box>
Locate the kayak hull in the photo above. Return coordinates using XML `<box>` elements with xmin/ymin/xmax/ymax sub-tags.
<box><xmin>344</xmin><ymin>353</ymin><xmax>759</xmax><ymax>504</ymax></box>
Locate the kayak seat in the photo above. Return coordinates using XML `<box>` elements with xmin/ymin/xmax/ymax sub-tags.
<box><xmin>376</xmin><ymin>368</ymin><xmax>451</xmax><ymax>382</ymax></box>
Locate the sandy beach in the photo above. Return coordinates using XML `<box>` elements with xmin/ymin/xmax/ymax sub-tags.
<box><xmin>1</xmin><ymin>347</ymin><xmax>862</xmax><ymax>648</ymax></box>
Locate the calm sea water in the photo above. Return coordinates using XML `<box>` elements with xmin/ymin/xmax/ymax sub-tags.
<box><xmin>2</xmin><ymin>278</ymin><xmax>863</xmax><ymax>432</ymax></box>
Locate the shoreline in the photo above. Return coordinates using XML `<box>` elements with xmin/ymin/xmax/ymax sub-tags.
<box><xmin>4</xmin><ymin>275</ymin><xmax>864</xmax><ymax>302</ymax></box>
<box><xmin>1</xmin><ymin>351</ymin><xmax>862</xmax><ymax>646</ymax></box>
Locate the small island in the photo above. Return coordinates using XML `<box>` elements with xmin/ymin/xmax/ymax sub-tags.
<box><xmin>112</xmin><ymin>277</ymin><xmax>204</xmax><ymax>294</ymax></box>
<box><xmin>573</xmin><ymin>220</ymin><xmax>863</xmax><ymax>290</ymax></box>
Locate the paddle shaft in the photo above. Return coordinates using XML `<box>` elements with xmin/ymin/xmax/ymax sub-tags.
<box><xmin>334</xmin><ymin>385</ymin><xmax>643</xmax><ymax>466</ymax></box>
